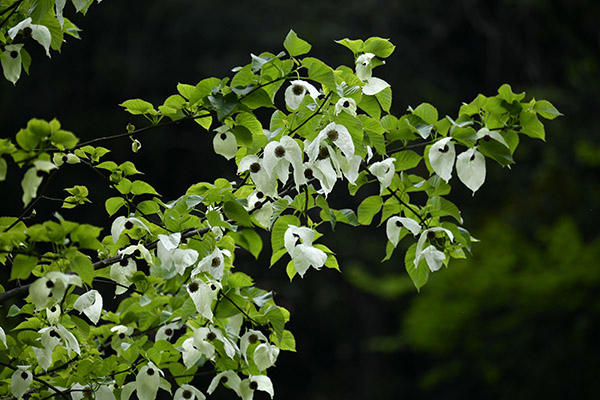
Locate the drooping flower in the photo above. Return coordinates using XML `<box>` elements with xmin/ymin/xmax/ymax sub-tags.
<box><xmin>477</xmin><ymin>127</ymin><xmax>509</xmax><ymax>148</ymax></box>
<box><xmin>238</xmin><ymin>155</ymin><xmax>277</xmax><ymax>197</ymax></box>
<box><xmin>29</xmin><ymin>271</ymin><xmax>82</xmax><ymax>310</ymax></box>
<box><xmin>33</xmin><ymin>325</ymin><xmax>80</xmax><ymax>370</ymax></box>
<box><xmin>284</xmin><ymin>80</ymin><xmax>320</xmax><ymax>110</ymax></box>
<box><xmin>302</xmin><ymin>158</ymin><xmax>337</xmax><ymax>197</ymax></box>
<box><xmin>8</xmin><ymin>18</ymin><xmax>51</xmax><ymax>57</ymax></box>
<box><xmin>334</xmin><ymin>97</ymin><xmax>357</xmax><ymax>117</ymax></box>
<box><xmin>428</xmin><ymin>137</ymin><xmax>456</xmax><ymax>183</ymax></box>
<box><xmin>11</xmin><ymin>366</ymin><xmax>33</xmax><ymax>399</ymax></box>
<box><xmin>368</xmin><ymin>158</ymin><xmax>396</xmax><ymax>193</ymax></box>
<box><xmin>155</xmin><ymin>322</ymin><xmax>179</xmax><ymax>342</ymax></box>
<box><xmin>239</xmin><ymin>375</ymin><xmax>275</xmax><ymax>400</ymax></box>
<box><xmin>192</xmin><ymin>247</ymin><xmax>231</xmax><ymax>281</ymax></box>
<box><xmin>157</xmin><ymin>232</ymin><xmax>199</xmax><ymax>278</ymax></box>
<box><xmin>284</xmin><ymin>225</ymin><xmax>328</xmax><ymax>277</ymax></box>
<box><xmin>355</xmin><ymin>53</ymin><xmax>390</xmax><ymax>95</ymax></box>
<box><xmin>134</xmin><ymin>362</ymin><xmax>164</xmax><ymax>400</ymax></box>
<box><xmin>207</xmin><ymin>371</ymin><xmax>242</xmax><ymax>397</ymax></box>
<box><xmin>306</xmin><ymin>123</ymin><xmax>355</xmax><ymax>163</ymax></box>
<box><xmin>386</xmin><ymin>216</ymin><xmax>421</xmax><ymax>247</ymax></box>
<box><xmin>1</xmin><ymin>44</ymin><xmax>24</xmax><ymax>85</ymax></box>
<box><xmin>180</xmin><ymin>337</ymin><xmax>204</xmax><ymax>368</ymax></box>
<box><xmin>110</xmin><ymin>216</ymin><xmax>151</xmax><ymax>244</ymax></box>
<box><xmin>46</xmin><ymin>304</ymin><xmax>61</xmax><ymax>325</ymax></box>
<box><xmin>52</xmin><ymin>152</ymin><xmax>80</xmax><ymax>167</ymax></box>
<box><xmin>174</xmin><ymin>384</ymin><xmax>206</xmax><ymax>400</ymax></box>
<box><xmin>187</xmin><ymin>279</ymin><xmax>221</xmax><ymax>321</ymax></box>
<box><xmin>245</xmin><ymin>190</ymin><xmax>274</xmax><ymax>229</ymax></box>
<box><xmin>414</xmin><ymin>227</ymin><xmax>455</xmax><ymax>272</ymax></box>
<box><xmin>263</xmin><ymin>136</ymin><xmax>305</xmax><ymax>188</ymax></box>
<box><xmin>456</xmin><ymin>147</ymin><xmax>486</xmax><ymax>195</ymax></box>
<box><xmin>110</xmin><ymin>258</ymin><xmax>137</xmax><ymax>296</ymax></box>
<box><xmin>240</xmin><ymin>330</ymin><xmax>278</xmax><ymax>371</ymax></box>
<box><xmin>73</xmin><ymin>290</ymin><xmax>103</xmax><ymax>324</ymax></box>
<box><xmin>213</xmin><ymin>125</ymin><xmax>238</xmax><ymax>160</ymax></box>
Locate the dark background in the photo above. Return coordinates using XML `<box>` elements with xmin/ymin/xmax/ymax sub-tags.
<box><xmin>2</xmin><ymin>0</ymin><xmax>600</xmax><ymax>399</ymax></box>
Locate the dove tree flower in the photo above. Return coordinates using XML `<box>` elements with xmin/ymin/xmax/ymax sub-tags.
<box><xmin>1</xmin><ymin>44</ymin><xmax>24</xmax><ymax>84</ymax></box>
<box><xmin>33</xmin><ymin>325</ymin><xmax>80</xmax><ymax>370</ymax></box>
<box><xmin>187</xmin><ymin>279</ymin><xmax>221</xmax><ymax>321</ymax></box>
<box><xmin>8</xmin><ymin>18</ymin><xmax>52</xmax><ymax>57</ymax></box>
<box><xmin>238</xmin><ymin>155</ymin><xmax>278</xmax><ymax>197</ymax></box>
<box><xmin>73</xmin><ymin>290</ymin><xmax>103</xmax><ymax>324</ymax></box>
<box><xmin>120</xmin><ymin>362</ymin><xmax>165</xmax><ymax>400</ymax></box>
<box><xmin>306</xmin><ymin>123</ymin><xmax>355</xmax><ymax>163</ymax></box>
<box><xmin>174</xmin><ymin>384</ymin><xmax>206</xmax><ymax>400</ymax></box>
<box><xmin>111</xmin><ymin>215</ymin><xmax>151</xmax><ymax>243</ymax></box>
<box><xmin>284</xmin><ymin>80</ymin><xmax>320</xmax><ymax>110</ymax></box>
<box><xmin>263</xmin><ymin>136</ymin><xmax>305</xmax><ymax>188</ymax></box>
<box><xmin>355</xmin><ymin>52</ymin><xmax>390</xmax><ymax>95</ymax></box>
<box><xmin>334</xmin><ymin>97</ymin><xmax>357</xmax><ymax>117</ymax></box>
<box><xmin>414</xmin><ymin>227</ymin><xmax>455</xmax><ymax>272</ymax></box>
<box><xmin>368</xmin><ymin>158</ymin><xmax>396</xmax><ymax>193</ymax></box>
<box><xmin>29</xmin><ymin>271</ymin><xmax>82</xmax><ymax>310</ymax></box>
<box><xmin>284</xmin><ymin>225</ymin><xmax>328</xmax><ymax>277</ymax></box>
<box><xmin>10</xmin><ymin>366</ymin><xmax>32</xmax><ymax>399</ymax></box>
<box><xmin>428</xmin><ymin>137</ymin><xmax>456</xmax><ymax>182</ymax></box>
<box><xmin>207</xmin><ymin>371</ymin><xmax>243</xmax><ymax>397</ymax></box>
<box><xmin>213</xmin><ymin>125</ymin><xmax>238</xmax><ymax>159</ymax></box>
<box><xmin>157</xmin><ymin>232</ymin><xmax>199</xmax><ymax>278</ymax></box>
<box><xmin>456</xmin><ymin>147</ymin><xmax>486</xmax><ymax>194</ymax></box>
<box><xmin>386</xmin><ymin>216</ymin><xmax>422</xmax><ymax>247</ymax></box>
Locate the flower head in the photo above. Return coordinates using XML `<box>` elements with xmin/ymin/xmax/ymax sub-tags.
<box><xmin>29</xmin><ymin>271</ymin><xmax>82</xmax><ymax>310</ymax></box>
<box><xmin>157</xmin><ymin>232</ymin><xmax>199</xmax><ymax>278</ymax></box>
<box><xmin>368</xmin><ymin>158</ymin><xmax>396</xmax><ymax>193</ymax></box>
<box><xmin>213</xmin><ymin>125</ymin><xmax>237</xmax><ymax>160</ymax></box>
<box><xmin>284</xmin><ymin>80</ymin><xmax>320</xmax><ymax>110</ymax></box>
<box><xmin>238</xmin><ymin>155</ymin><xmax>277</xmax><ymax>197</ymax></box>
<box><xmin>8</xmin><ymin>18</ymin><xmax>51</xmax><ymax>57</ymax></box>
<box><xmin>284</xmin><ymin>225</ymin><xmax>328</xmax><ymax>277</ymax></box>
<box><xmin>263</xmin><ymin>136</ymin><xmax>305</xmax><ymax>189</ymax></box>
<box><xmin>334</xmin><ymin>97</ymin><xmax>357</xmax><ymax>117</ymax></box>
<box><xmin>1</xmin><ymin>44</ymin><xmax>24</xmax><ymax>85</ymax></box>
<box><xmin>192</xmin><ymin>247</ymin><xmax>231</xmax><ymax>281</ymax></box>
<box><xmin>11</xmin><ymin>366</ymin><xmax>32</xmax><ymax>399</ymax></box>
<box><xmin>307</xmin><ymin>123</ymin><xmax>355</xmax><ymax>163</ymax></box>
<box><xmin>174</xmin><ymin>384</ymin><xmax>205</xmax><ymax>400</ymax></box>
<box><xmin>73</xmin><ymin>289</ymin><xmax>103</xmax><ymax>325</ymax></box>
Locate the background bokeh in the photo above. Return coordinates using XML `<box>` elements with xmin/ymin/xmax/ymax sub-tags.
<box><xmin>1</xmin><ymin>0</ymin><xmax>599</xmax><ymax>399</ymax></box>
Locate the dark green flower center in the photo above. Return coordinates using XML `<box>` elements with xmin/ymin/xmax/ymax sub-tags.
<box><xmin>188</xmin><ymin>281</ymin><xmax>199</xmax><ymax>293</ymax></box>
<box><xmin>249</xmin><ymin>381</ymin><xmax>258</xmax><ymax>390</ymax></box>
<box><xmin>292</xmin><ymin>84</ymin><xmax>304</xmax><ymax>96</ymax></box>
<box><xmin>249</xmin><ymin>334</ymin><xmax>258</xmax><ymax>344</ymax></box>
<box><xmin>124</xmin><ymin>221</ymin><xmax>134</xmax><ymax>230</ymax></box>
<box><xmin>304</xmin><ymin>168</ymin><xmax>314</xmax><ymax>179</ymax></box>
<box><xmin>220</xmin><ymin>376</ymin><xmax>228</xmax><ymax>383</ymax></box>
<box><xmin>21</xmin><ymin>371</ymin><xmax>28</xmax><ymax>380</ymax></box>
<box><xmin>36</xmin><ymin>170</ymin><xmax>45</xmax><ymax>177</ymax></box>
<box><xmin>249</xmin><ymin>162</ymin><xmax>261</xmax><ymax>173</ymax></box>
<box><xmin>343</xmin><ymin>100</ymin><xmax>350</xmax><ymax>108</ymax></box>
<box><xmin>118</xmin><ymin>332</ymin><xmax>126</xmax><ymax>339</ymax></box>
<box><xmin>274</xmin><ymin>145</ymin><xmax>286</xmax><ymax>158</ymax></box>
<box><xmin>427</xmin><ymin>231</ymin><xmax>436</xmax><ymax>240</ymax></box>
<box><xmin>327</xmin><ymin>129</ymin><xmax>339</xmax><ymax>142</ymax></box>
<box><xmin>483</xmin><ymin>134</ymin><xmax>491</xmax><ymax>141</ymax></box>
<box><xmin>220</xmin><ymin>133</ymin><xmax>228</xmax><ymax>141</ymax></box>
<box><xmin>317</xmin><ymin>146</ymin><xmax>329</xmax><ymax>160</ymax></box>
<box><xmin>439</xmin><ymin>145</ymin><xmax>449</xmax><ymax>153</ymax></box>
<box><xmin>211</xmin><ymin>257</ymin><xmax>220</xmax><ymax>267</ymax></box>
<box><xmin>207</xmin><ymin>332</ymin><xmax>217</xmax><ymax>341</ymax></box>
<box><xmin>395</xmin><ymin>220</ymin><xmax>402</xmax><ymax>228</ymax></box>
<box><xmin>120</xmin><ymin>259</ymin><xmax>128</xmax><ymax>266</ymax></box>
<box><xmin>23</xmin><ymin>27</ymin><xmax>32</xmax><ymax>36</ymax></box>
<box><xmin>146</xmin><ymin>368</ymin><xmax>155</xmax><ymax>376</ymax></box>
<box><xmin>10</xmin><ymin>50</ymin><xmax>18</xmax><ymax>59</ymax></box>
<box><xmin>133</xmin><ymin>249</ymin><xmax>141</xmax><ymax>257</ymax></box>
<box><xmin>49</xmin><ymin>330</ymin><xmax>60</xmax><ymax>338</ymax></box>
<box><xmin>183</xmin><ymin>390</ymin><xmax>193</xmax><ymax>399</ymax></box>
<box><xmin>165</xmin><ymin>328</ymin><xmax>173</xmax><ymax>336</ymax></box>
<box><xmin>256</xmin><ymin>191</ymin><xmax>264</xmax><ymax>199</ymax></box>
<box><xmin>46</xmin><ymin>280</ymin><xmax>54</xmax><ymax>288</ymax></box>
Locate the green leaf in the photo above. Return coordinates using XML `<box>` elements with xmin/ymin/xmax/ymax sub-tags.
<box><xmin>266</xmin><ymin>306</ymin><xmax>285</xmax><ymax>341</ymax></box>
<box><xmin>208</xmin><ymin>92</ymin><xmax>238</xmax><ymax>121</ymax></box>
<box><xmin>357</xmin><ymin>195</ymin><xmax>383</xmax><ymax>225</ymax></box>
<box><xmin>105</xmin><ymin>197</ymin><xmax>126</xmax><ymax>216</ymax></box>
<box><xmin>230</xmin><ymin>229</ymin><xmax>262</xmax><ymax>259</ymax></box>
<box><xmin>533</xmin><ymin>100</ymin><xmax>562</xmax><ymax>120</ymax></box>
<box><xmin>392</xmin><ymin>150</ymin><xmax>422</xmax><ymax>171</ymax></box>
<box><xmin>283</xmin><ymin>30</ymin><xmax>312</xmax><ymax>57</ymax></box>
<box><xmin>21</xmin><ymin>167</ymin><xmax>43</xmax><ymax>206</ymax></box>
<box><xmin>272</xmin><ymin>330</ymin><xmax>296</xmax><ymax>351</ymax></box>
<box><xmin>405</xmin><ymin>243</ymin><xmax>429</xmax><ymax>291</ymax></box>
<box><xmin>50</xmin><ymin>129</ymin><xmax>78</xmax><ymax>149</ymax></box>
<box><xmin>10</xmin><ymin>254</ymin><xmax>37</xmax><ymax>280</ymax></box>
<box><xmin>364</xmin><ymin>37</ymin><xmax>396</xmax><ymax>58</ymax></box>
<box><xmin>69</xmin><ymin>252</ymin><xmax>94</xmax><ymax>285</ymax></box>
<box><xmin>16</xmin><ymin>128</ymin><xmax>39</xmax><ymax>151</ymax></box>
<box><xmin>120</xmin><ymin>99</ymin><xmax>155</xmax><ymax>115</ymax></box>
<box><xmin>426</xmin><ymin>196</ymin><xmax>462</xmax><ymax>223</ymax></box>
<box><xmin>335</xmin><ymin>38</ymin><xmax>364</xmax><ymax>55</ymax></box>
<box><xmin>223</xmin><ymin>199</ymin><xmax>253</xmax><ymax>227</ymax></box>
<box><xmin>131</xmin><ymin>180</ymin><xmax>159</xmax><ymax>196</ymax></box>
<box><xmin>412</xmin><ymin>103</ymin><xmax>438</xmax><ymax>125</ymax></box>
<box><xmin>0</xmin><ymin>157</ymin><xmax>6</xmax><ymax>181</ymax></box>
<box><xmin>228</xmin><ymin>272</ymin><xmax>254</xmax><ymax>288</ymax></box>
<box><xmin>302</xmin><ymin>57</ymin><xmax>336</xmax><ymax>91</ymax></box>
<box><xmin>519</xmin><ymin>111</ymin><xmax>545</xmax><ymax>140</ymax></box>
<box><xmin>497</xmin><ymin>83</ymin><xmax>525</xmax><ymax>103</ymax></box>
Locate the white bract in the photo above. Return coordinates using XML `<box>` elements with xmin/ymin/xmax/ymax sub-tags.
<box><xmin>33</xmin><ymin>325</ymin><xmax>80</xmax><ymax>371</ymax></box>
<box><xmin>157</xmin><ymin>232</ymin><xmax>199</xmax><ymax>277</ymax></box>
<box><xmin>428</xmin><ymin>137</ymin><xmax>456</xmax><ymax>182</ymax></box>
<box><xmin>73</xmin><ymin>290</ymin><xmax>103</xmax><ymax>324</ymax></box>
<box><xmin>155</xmin><ymin>322</ymin><xmax>179</xmax><ymax>342</ymax></box>
<box><xmin>263</xmin><ymin>136</ymin><xmax>304</xmax><ymax>188</ymax></box>
<box><xmin>187</xmin><ymin>279</ymin><xmax>221</xmax><ymax>321</ymax></box>
<box><xmin>355</xmin><ymin>52</ymin><xmax>390</xmax><ymax>95</ymax></box>
<box><xmin>334</xmin><ymin>97</ymin><xmax>357</xmax><ymax>116</ymax></box>
<box><xmin>456</xmin><ymin>148</ymin><xmax>486</xmax><ymax>194</ymax></box>
<box><xmin>192</xmin><ymin>247</ymin><xmax>231</xmax><ymax>280</ymax></box>
<box><xmin>369</xmin><ymin>158</ymin><xmax>396</xmax><ymax>193</ymax></box>
<box><xmin>207</xmin><ymin>371</ymin><xmax>242</xmax><ymax>397</ymax></box>
<box><xmin>29</xmin><ymin>271</ymin><xmax>82</xmax><ymax>310</ymax></box>
<box><xmin>131</xmin><ymin>362</ymin><xmax>164</xmax><ymax>400</ymax></box>
<box><xmin>386</xmin><ymin>216</ymin><xmax>421</xmax><ymax>247</ymax></box>
<box><xmin>46</xmin><ymin>304</ymin><xmax>61</xmax><ymax>325</ymax></box>
<box><xmin>284</xmin><ymin>225</ymin><xmax>327</xmax><ymax>277</ymax></box>
<box><xmin>174</xmin><ymin>384</ymin><xmax>205</xmax><ymax>400</ymax></box>
<box><xmin>8</xmin><ymin>18</ymin><xmax>52</xmax><ymax>57</ymax></box>
<box><xmin>477</xmin><ymin>127</ymin><xmax>509</xmax><ymax>148</ymax></box>
<box><xmin>306</xmin><ymin>123</ymin><xmax>355</xmax><ymax>163</ymax></box>
<box><xmin>1</xmin><ymin>44</ymin><xmax>24</xmax><ymax>85</ymax></box>
<box><xmin>111</xmin><ymin>216</ymin><xmax>151</xmax><ymax>243</ymax></box>
<box><xmin>213</xmin><ymin>125</ymin><xmax>238</xmax><ymax>160</ymax></box>
<box><xmin>414</xmin><ymin>227</ymin><xmax>455</xmax><ymax>272</ymax></box>
<box><xmin>238</xmin><ymin>155</ymin><xmax>277</xmax><ymax>197</ymax></box>
<box><xmin>239</xmin><ymin>375</ymin><xmax>275</xmax><ymax>400</ymax></box>
<box><xmin>284</xmin><ymin>80</ymin><xmax>320</xmax><ymax>110</ymax></box>
<box><xmin>10</xmin><ymin>366</ymin><xmax>32</xmax><ymax>399</ymax></box>
<box><xmin>110</xmin><ymin>258</ymin><xmax>137</xmax><ymax>295</ymax></box>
